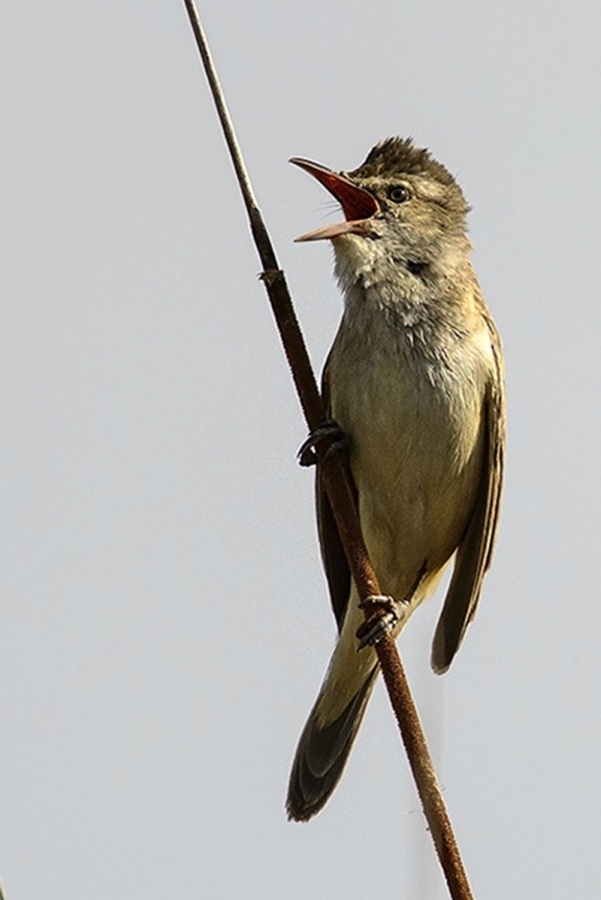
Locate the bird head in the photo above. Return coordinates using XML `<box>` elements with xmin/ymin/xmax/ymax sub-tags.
<box><xmin>291</xmin><ymin>138</ymin><xmax>471</xmax><ymax>280</ymax></box>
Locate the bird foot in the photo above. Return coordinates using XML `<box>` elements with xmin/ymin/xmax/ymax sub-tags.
<box><xmin>356</xmin><ymin>595</ymin><xmax>400</xmax><ymax>649</ymax></box>
<box><xmin>297</xmin><ymin>418</ymin><xmax>348</xmax><ymax>468</ymax></box>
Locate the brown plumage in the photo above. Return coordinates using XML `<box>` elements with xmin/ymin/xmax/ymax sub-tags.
<box><xmin>287</xmin><ymin>138</ymin><xmax>505</xmax><ymax>822</ymax></box>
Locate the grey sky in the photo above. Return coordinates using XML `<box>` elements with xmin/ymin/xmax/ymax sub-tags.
<box><xmin>1</xmin><ymin>1</ymin><xmax>600</xmax><ymax>898</ymax></box>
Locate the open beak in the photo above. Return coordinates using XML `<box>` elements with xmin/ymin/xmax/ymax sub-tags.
<box><xmin>290</xmin><ymin>157</ymin><xmax>380</xmax><ymax>242</ymax></box>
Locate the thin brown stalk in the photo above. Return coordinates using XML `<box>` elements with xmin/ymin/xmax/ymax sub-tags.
<box><xmin>182</xmin><ymin>3</ymin><xmax>474</xmax><ymax>897</ymax></box>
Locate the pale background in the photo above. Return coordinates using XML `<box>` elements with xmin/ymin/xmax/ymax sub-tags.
<box><xmin>1</xmin><ymin>2</ymin><xmax>600</xmax><ymax>898</ymax></box>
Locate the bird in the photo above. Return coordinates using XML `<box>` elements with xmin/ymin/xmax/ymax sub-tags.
<box><xmin>286</xmin><ymin>137</ymin><xmax>505</xmax><ymax>822</ymax></box>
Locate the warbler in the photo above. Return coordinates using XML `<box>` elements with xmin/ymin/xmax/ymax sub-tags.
<box><xmin>286</xmin><ymin>138</ymin><xmax>505</xmax><ymax>822</ymax></box>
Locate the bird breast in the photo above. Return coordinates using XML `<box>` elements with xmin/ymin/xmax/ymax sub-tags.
<box><xmin>326</xmin><ymin>285</ymin><xmax>492</xmax><ymax>597</ymax></box>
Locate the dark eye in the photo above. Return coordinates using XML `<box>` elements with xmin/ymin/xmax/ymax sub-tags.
<box><xmin>387</xmin><ymin>185</ymin><xmax>411</xmax><ymax>203</ymax></box>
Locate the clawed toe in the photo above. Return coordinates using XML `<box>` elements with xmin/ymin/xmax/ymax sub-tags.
<box><xmin>356</xmin><ymin>595</ymin><xmax>399</xmax><ymax>649</ymax></box>
<box><xmin>297</xmin><ymin>419</ymin><xmax>348</xmax><ymax>467</ymax></box>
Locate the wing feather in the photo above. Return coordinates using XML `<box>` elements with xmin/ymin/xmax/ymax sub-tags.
<box><xmin>431</xmin><ymin>319</ymin><xmax>506</xmax><ymax>673</ymax></box>
<box><xmin>315</xmin><ymin>358</ymin><xmax>353</xmax><ymax>632</ymax></box>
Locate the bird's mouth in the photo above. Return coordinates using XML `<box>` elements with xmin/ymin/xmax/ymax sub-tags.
<box><xmin>290</xmin><ymin>157</ymin><xmax>380</xmax><ymax>242</ymax></box>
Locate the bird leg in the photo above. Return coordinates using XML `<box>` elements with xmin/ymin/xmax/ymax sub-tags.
<box><xmin>297</xmin><ymin>418</ymin><xmax>348</xmax><ymax>468</ymax></box>
<box><xmin>355</xmin><ymin>564</ymin><xmax>428</xmax><ymax>649</ymax></box>
<box><xmin>355</xmin><ymin>595</ymin><xmax>400</xmax><ymax>648</ymax></box>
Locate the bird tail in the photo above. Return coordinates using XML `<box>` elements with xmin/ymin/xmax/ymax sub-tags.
<box><xmin>286</xmin><ymin>659</ymin><xmax>379</xmax><ymax>822</ymax></box>
<box><xmin>286</xmin><ymin>569</ymin><xmax>444</xmax><ymax>821</ymax></box>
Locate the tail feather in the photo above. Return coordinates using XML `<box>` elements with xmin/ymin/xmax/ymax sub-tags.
<box><xmin>286</xmin><ymin>666</ymin><xmax>379</xmax><ymax>821</ymax></box>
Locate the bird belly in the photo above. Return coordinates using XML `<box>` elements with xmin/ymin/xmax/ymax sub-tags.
<box><xmin>329</xmin><ymin>342</ymin><xmax>486</xmax><ymax>602</ymax></box>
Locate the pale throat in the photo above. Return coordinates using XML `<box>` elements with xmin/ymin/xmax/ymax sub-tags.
<box><xmin>331</xmin><ymin>232</ymin><xmax>472</xmax><ymax>337</ymax></box>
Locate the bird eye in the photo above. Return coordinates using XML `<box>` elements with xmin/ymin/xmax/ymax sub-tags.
<box><xmin>387</xmin><ymin>185</ymin><xmax>411</xmax><ymax>203</ymax></box>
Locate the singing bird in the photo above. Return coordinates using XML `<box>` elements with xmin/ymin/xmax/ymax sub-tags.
<box><xmin>286</xmin><ymin>138</ymin><xmax>505</xmax><ymax>822</ymax></box>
